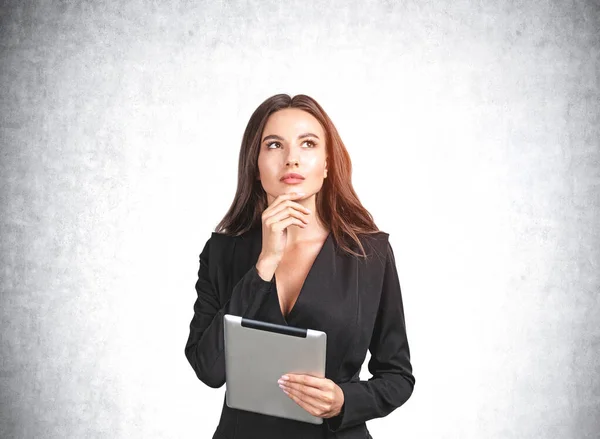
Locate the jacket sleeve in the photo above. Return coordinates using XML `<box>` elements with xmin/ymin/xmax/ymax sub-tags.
<box><xmin>184</xmin><ymin>233</ymin><xmax>275</xmax><ymax>388</ymax></box>
<box><xmin>326</xmin><ymin>239</ymin><xmax>415</xmax><ymax>432</ymax></box>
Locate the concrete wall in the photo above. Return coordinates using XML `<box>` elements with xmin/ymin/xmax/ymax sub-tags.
<box><xmin>1</xmin><ymin>1</ymin><xmax>598</xmax><ymax>438</ymax></box>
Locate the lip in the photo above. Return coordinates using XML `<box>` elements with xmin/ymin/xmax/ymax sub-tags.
<box><xmin>280</xmin><ymin>173</ymin><xmax>305</xmax><ymax>181</ymax></box>
<box><xmin>281</xmin><ymin>178</ymin><xmax>304</xmax><ymax>184</ymax></box>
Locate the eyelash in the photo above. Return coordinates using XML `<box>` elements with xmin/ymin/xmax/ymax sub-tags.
<box><xmin>266</xmin><ymin>140</ymin><xmax>317</xmax><ymax>149</ymax></box>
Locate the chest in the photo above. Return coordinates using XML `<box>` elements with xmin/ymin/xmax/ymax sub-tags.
<box><xmin>220</xmin><ymin>230</ymin><xmax>390</xmax><ymax>379</ymax></box>
<box><xmin>274</xmin><ymin>243</ymin><xmax>323</xmax><ymax>318</ymax></box>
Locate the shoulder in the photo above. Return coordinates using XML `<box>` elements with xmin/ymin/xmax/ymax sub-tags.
<box><xmin>208</xmin><ymin>225</ymin><xmax>258</xmax><ymax>243</ymax></box>
<box><xmin>349</xmin><ymin>230</ymin><xmax>391</xmax><ymax>265</ymax></box>
<box><xmin>359</xmin><ymin>230</ymin><xmax>390</xmax><ymax>243</ymax></box>
<box><xmin>201</xmin><ymin>227</ymin><xmax>259</xmax><ymax>261</ymax></box>
<box><xmin>357</xmin><ymin>230</ymin><xmax>390</xmax><ymax>249</ymax></box>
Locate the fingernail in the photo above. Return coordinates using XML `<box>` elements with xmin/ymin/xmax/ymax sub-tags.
<box><xmin>281</xmin><ymin>375</ymin><xmax>289</xmax><ymax>381</ymax></box>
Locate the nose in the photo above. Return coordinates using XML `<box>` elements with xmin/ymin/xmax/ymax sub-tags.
<box><xmin>285</xmin><ymin>144</ymin><xmax>300</xmax><ymax>167</ymax></box>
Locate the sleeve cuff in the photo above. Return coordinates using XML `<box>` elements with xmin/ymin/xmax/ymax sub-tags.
<box><xmin>325</xmin><ymin>404</ymin><xmax>345</xmax><ymax>432</ymax></box>
<box><xmin>225</xmin><ymin>264</ymin><xmax>275</xmax><ymax>318</ymax></box>
<box><xmin>251</xmin><ymin>263</ymin><xmax>275</xmax><ymax>285</ymax></box>
<box><xmin>325</xmin><ymin>381</ymin><xmax>360</xmax><ymax>432</ymax></box>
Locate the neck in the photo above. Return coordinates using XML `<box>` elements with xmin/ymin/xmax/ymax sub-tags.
<box><xmin>285</xmin><ymin>214</ymin><xmax>329</xmax><ymax>245</ymax></box>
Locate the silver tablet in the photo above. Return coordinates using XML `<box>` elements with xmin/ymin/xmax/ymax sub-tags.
<box><xmin>223</xmin><ymin>314</ymin><xmax>327</xmax><ymax>424</ymax></box>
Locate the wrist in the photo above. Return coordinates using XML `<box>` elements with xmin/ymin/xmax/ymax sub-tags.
<box><xmin>334</xmin><ymin>384</ymin><xmax>345</xmax><ymax>416</ymax></box>
<box><xmin>256</xmin><ymin>254</ymin><xmax>279</xmax><ymax>281</ymax></box>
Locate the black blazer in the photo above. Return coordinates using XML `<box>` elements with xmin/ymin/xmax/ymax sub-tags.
<box><xmin>185</xmin><ymin>226</ymin><xmax>414</xmax><ymax>439</ymax></box>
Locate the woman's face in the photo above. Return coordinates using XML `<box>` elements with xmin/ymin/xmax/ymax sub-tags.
<box><xmin>257</xmin><ymin>108</ymin><xmax>328</xmax><ymax>203</ymax></box>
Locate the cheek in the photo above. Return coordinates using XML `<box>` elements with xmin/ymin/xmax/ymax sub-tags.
<box><xmin>258</xmin><ymin>156</ymin><xmax>274</xmax><ymax>175</ymax></box>
<box><xmin>304</xmin><ymin>155</ymin><xmax>325</xmax><ymax>173</ymax></box>
<box><xmin>257</xmin><ymin>158</ymin><xmax>280</xmax><ymax>188</ymax></box>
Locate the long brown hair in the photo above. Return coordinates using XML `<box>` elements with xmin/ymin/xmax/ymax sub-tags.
<box><xmin>215</xmin><ymin>94</ymin><xmax>380</xmax><ymax>258</ymax></box>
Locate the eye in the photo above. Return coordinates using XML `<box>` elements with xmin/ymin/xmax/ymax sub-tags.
<box><xmin>265</xmin><ymin>140</ymin><xmax>317</xmax><ymax>149</ymax></box>
<box><xmin>266</xmin><ymin>141</ymin><xmax>281</xmax><ymax>149</ymax></box>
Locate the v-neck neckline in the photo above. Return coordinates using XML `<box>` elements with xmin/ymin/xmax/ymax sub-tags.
<box><xmin>274</xmin><ymin>232</ymin><xmax>331</xmax><ymax>324</ymax></box>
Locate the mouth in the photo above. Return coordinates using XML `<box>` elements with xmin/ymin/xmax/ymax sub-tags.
<box><xmin>280</xmin><ymin>173</ymin><xmax>305</xmax><ymax>183</ymax></box>
<box><xmin>281</xmin><ymin>177</ymin><xmax>304</xmax><ymax>184</ymax></box>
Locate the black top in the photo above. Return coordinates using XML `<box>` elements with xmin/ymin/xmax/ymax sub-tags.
<box><xmin>185</xmin><ymin>226</ymin><xmax>414</xmax><ymax>439</ymax></box>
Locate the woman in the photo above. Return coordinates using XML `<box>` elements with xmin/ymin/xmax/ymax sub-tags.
<box><xmin>185</xmin><ymin>94</ymin><xmax>415</xmax><ymax>439</ymax></box>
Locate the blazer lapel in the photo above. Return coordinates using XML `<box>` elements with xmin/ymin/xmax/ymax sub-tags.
<box><xmin>224</xmin><ymin>227</ymin><xmax>384</xmax><ymax>382</ymax></box>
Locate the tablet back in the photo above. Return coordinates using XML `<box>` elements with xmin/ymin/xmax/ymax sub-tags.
<box><xmin>223</xmin><ymin>314</ymin><xmax>327</xmax><ymax>424</ymax></box>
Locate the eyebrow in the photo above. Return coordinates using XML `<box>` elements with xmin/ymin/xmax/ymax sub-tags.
<box><xmin>262</xmin><ymin>133</ymin><xmax>320</xmax><ymax>143</ymax></box>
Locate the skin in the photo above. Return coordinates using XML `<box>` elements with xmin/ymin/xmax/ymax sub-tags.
<box><xmin>255</xmin><ymin>108</ymin><xmax>345</xmax><ymax>419</ymax></box>
<box><xmin>257</xmin><ymin>107</ymin><xmax>328</xmax><ymax>244</ymax></box>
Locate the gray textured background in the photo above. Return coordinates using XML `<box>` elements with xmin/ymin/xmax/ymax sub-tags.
<box><xmin>1</xmin><ymin>1</ymin><xmax>599</xmax><ymax>438</ymax></box>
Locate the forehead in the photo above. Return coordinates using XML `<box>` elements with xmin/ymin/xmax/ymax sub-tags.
<box><xmin>262</xmin><ymin>108</ymin><xmax>324</xmax><ymax>136</ymax></box>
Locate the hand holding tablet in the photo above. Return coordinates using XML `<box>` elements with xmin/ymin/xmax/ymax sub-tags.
<box><xmin>224</xmin><ymin>314</ymin><xmax>328</xmax><ymax>424</ymax></box>
<box><xmin>277</xmin><ymin>372</ymin><xmax>345</xmax><ymax>420</ymax></box>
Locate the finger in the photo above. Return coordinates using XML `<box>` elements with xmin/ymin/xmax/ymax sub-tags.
<box><xmin>267</xmin><ymin>192</ymin><xmax>306</xmax><ymax>209</ymax></box>
<box><xmin>269</xmin><ymin>198</ymin><xmax>311</xmax><ymax>216</ymax></box>
<box><xmin>265</xmin><ymin>206</ymin><xmax>310</xmax><ymax>227</ymax></box>
<box><xmin>264</xmin><ymin>199</ymin><xmax>311</xmax><ymax>221</ymax></box>
<box><xmin>281</xmin><ymin>383</ymin><xmax>335</xmax><ymax>412</ymax></box>
<box><xmin>270</xmin><ymin>217</ymin><xmax>306</xmax><ymax>232</ymax></box>
<box><xmin>279</xmin><ymin>380</ymin><xmax>327</xmax><ymax>401</ymax></box>
<box><xmin>282</xmin><ymin>386</ymin><xmax>329</xmax><ymax>417</ymax></box>
<box><xmin>285</xmin><ymin>374</ymin><xmax>330</xmax><ymax>390</ymax></box>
